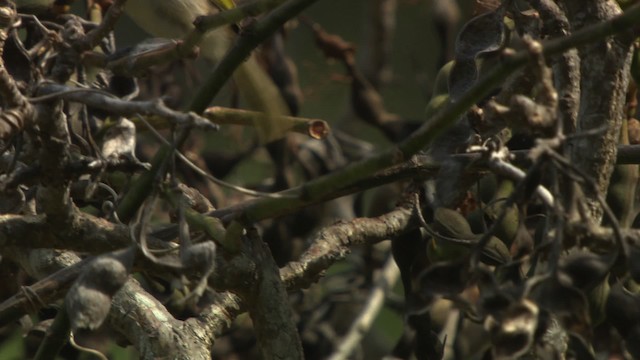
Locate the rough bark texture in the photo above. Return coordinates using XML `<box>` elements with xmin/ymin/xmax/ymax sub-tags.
<box><xmin>564</xmin><ymin>0</ymin><xmax>634</xmax><ymax>221</ymax></box>
<box><xmin>109</xmin><ymin>280</ymin><xmax>212</xmax><ymax>360</ymax></box>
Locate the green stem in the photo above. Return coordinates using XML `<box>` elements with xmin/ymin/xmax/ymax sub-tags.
<box><xmin>230</xmin><ymin>4</ymin><xmax>640</xmax><ymax>223</ymax></box>
<box><xmin>116</xmin><ymin>0</ymin><xmax>320</xmax><ymax>223</ymax></box>
<box><xmin>190</xmin><ymin>0</ymin><xmax>320</xmax><ymax>113</ymax></box>
<box><xmin>194</xmin><ymin>0</ymin><xmax>286</xmax><ymax>34</ymax></box>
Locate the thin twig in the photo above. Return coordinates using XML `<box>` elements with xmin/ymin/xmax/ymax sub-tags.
<box><xmin>190</xmin><ymin>0</ymin><xmax>323</xmax><ymax>113</ymax></box>
<box><xmin>203</xmin><ymin>106</ymin><xmax>330</xmax><ymax>139</ymax></box>
<box><xmin>218</xmin><ymin>4</ymin><xmax>640</xmax><ymax>224</ymax></box>
<box><xmin>69</xmin><ymin>332</ymin><xmax>108</xmax><ymax>360</ymax></box>
<box><xmin>487</xmin><ymin>149</ymin><xmax>555</xmax><ymax>207</ymax></box>
<box><xmin>548</xmin><ymin>151</ymin><xmax>628</xmax><ymax>259</ymax></box>
<box><xmin>36</xmin><ymin>84</ymin><xmax>216</xmax><ymax>130</ymax></box>
<box><xmin>136</xmin><ymin>115</ymin><xmax>292</xmax><ymax>198</ymax></box>
<box><xmin>117</xmin><ymin>0</ymin><xmax>318</xmax><ymax>223</ymax></box>
<box><xmin>81</xmin><ymin>0</ymin><xmax>127</xmax><ymax>50</ymax></box>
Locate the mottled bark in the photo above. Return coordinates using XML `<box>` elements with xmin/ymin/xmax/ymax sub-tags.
<box><xmin>109</xmin><ymin>280</ymin><xmax>212</xmax><ymax>360</ymax></box>
<box><xmin>564</xmin><ymin>0</ymin><xmax>634</xmax><ymax>221</ymax></box>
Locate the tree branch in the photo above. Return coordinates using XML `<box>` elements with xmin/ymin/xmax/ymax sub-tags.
<box><xmin>242</xmin><ymin>229</ymin><xmax>304</xmax><ymax>359</ymax></box>
<box><xmin>108</xmin><ymin>280</ymin><xmax>211</xmax><ymax>360</ymax></box>
<box><xmin>222</xmin><ymin>3</ymin><xmax>640</xmax><ymax>224</ymax></box>
<box><xmin>564</xmin><ymin>0</ymin><xmax>635</xmax><ymax>221</ymax></box>
<box><xmin>281</xmin><ymin>200</ymin><xmax>417</xmax><ymax>289</ymax></box>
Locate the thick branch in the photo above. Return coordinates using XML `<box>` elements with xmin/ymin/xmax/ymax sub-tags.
<box><xmin>35</xmin><ymin>101</ymin><xmax>73</xmax><ymax>220</ymax></box>
<box><xmin>281</xmin><ymin>202</ymin><xmax>417</xmax><ymax>289</ymax></box>
<box><xmin>564</xmin><ymin>0</ymin><xmax>634</xmax><ymax>221</ymax></box>
<box><xmin>109</xmin><ymin>280</ymin><xmax>210</xmax><ymax>360</ymax></box>
<box><xmin>116</xmin><ymin>0</ymin><xmax>317</xmax><ymax>223</ymax></box>
<box><xmin>0</xmin><ymin>252</ymin><xmax>85</xmax><ymax>326</ymax></box>
<box><xmin>193</xmin><ymin>292</ymin><xmax>244</xmax><ymax>339</ymax></box>
<box><xmin>0</xmin><ymin>211</ymin><xmax>130</xmax><ymax>252</ymax></box>
<box><xmin>243</xmin><ymin>230</ymin><xmax>304</xmax><ymax>359</ymax></box>
<box><xmin>221</xmin><ymin>4</ymin><xmax>640</xmax><ymax>224</ymax></box>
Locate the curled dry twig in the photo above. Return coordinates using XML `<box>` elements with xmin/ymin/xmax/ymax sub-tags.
<box><xmin>0</xmin><ymin>3</ymin><xmax>34</xmax><ymax>141</ymax></box>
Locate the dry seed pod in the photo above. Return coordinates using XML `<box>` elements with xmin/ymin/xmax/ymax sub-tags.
<box><xmin>485</xmin><ymin>299</ymin><xmax>539</xmax><ymax>359</ymax></box>
<box><xmin>65</xmin><ymin>285</ymin><xmax>113</xmax><ymax>331</ymax></box>
<box><xmin>65</xmin><ymin>253</ymin><xmax>131</xmax><ymax>330</ymax></box>
<box><xmin>449</xmin><ymin>6</ymin><xmax>508</xmax><ymax>102</ymax></box>
<box><xmin>101</xmin><ymin>117</ymin><xmax>136</xmax><ymax>160</ymax></box>
<box><xmin>181</xmin><ymin>241</ymin><xmax>217</xmax><ymax>271</ymax></box>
